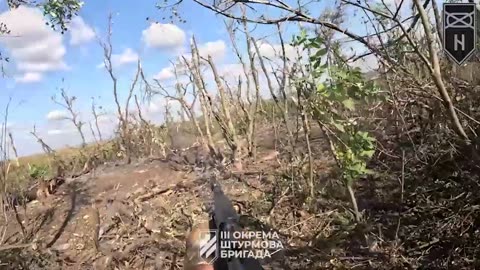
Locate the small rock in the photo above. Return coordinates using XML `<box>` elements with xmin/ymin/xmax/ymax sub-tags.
<box><xmin>53</xmin><ymin>243</ymin><xmax>70</xmax><ymax>251</ymax></box>
<box><xmin>232</xmin><ymin>160</ymin><xmax>243</xmax><ymax>171</ymax></box>
<box><xmin>262</xmin><ymin>175</ymin><xmax>276</xmax><ymax>183</ymax></box>
<box><xmin>133</xmin><ymin>187</ymin><xmax>146</xmax><ymax>195</ymax></box>
<box><xmin>295</xmin><ymin>210</ymin><xmax>308</xmax><ymax>218</ymax></box>
<box><xmin>260</xmin><ymin>150</ymin><xmax>279</xmax><ymax>162</ymax></box>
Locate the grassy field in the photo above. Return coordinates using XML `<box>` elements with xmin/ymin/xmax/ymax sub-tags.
<box><xmin>4</xmin><ymin>141</ymin><xmax>118</xmax><ymax>194</ymax></box>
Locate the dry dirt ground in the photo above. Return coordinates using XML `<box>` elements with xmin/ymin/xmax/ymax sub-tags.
<box><xmin>1</xmin><ymin>150</ymin><xmax>302</xmax><ymax>269</ymax></box>
<box><xmin>2</xmin><ymin>127</ymin><xmax>349</xmax><ymax>270</ymax></box>
<box><xmin>3</xmin><ymin>159</ymin><xmax>198</xmax><ymax>269</ymax></box>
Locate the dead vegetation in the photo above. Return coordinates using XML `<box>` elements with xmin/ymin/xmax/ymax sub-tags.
<box><xmin>0</xmin><ymin>1</ymin><xmax>480</xmax><ymax>269</ymax></box>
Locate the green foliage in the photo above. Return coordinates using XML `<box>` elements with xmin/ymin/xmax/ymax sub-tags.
<box><xmin>335</xmin><ymin>129</ymin><xmax>376</xmax><ymax>184</ymax></box>
<box><xmin>42</xmin><ymin>0</ymin><xmax>84</xmax><ymax>34</ymax></box>
<box><xmin>292</xmin><ymin>33</ymin><xmax>379</xmax><ymax>185</ymax></box>
<box><xmin>28</xmin><ymin>164</ymin><xmax>49</xmax><ymax>180</ymax></box>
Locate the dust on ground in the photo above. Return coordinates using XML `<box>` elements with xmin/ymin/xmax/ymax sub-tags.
<box><xmin>0</xmin><ymin>148</ymin><xmax>300</xmax><ymax>269</ymax></box>
<box><xmin>1</xmin><ymin>126</ymin><xmax>350</xmax><ymax>270</ymax></box>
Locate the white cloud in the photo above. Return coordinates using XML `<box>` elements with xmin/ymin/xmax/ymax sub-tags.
<box><xmin>154</xmin><ymin>68</ymin><xmax>175</xmax><ymax>81</ymax></box>
<box><xmin>112</xmin><ymin>48</ymin><xmax>139</xmax><ymax>67</ymax></box>
<box><xmin>254</xmin><ymin>41</ymin><xmax>299</xmax><ymax>60</ymax></box>
<box><xmin>142</xmin><ymin>96</ymin><xmax>183</xmax><ymax>123</ymax></box>
<box><xmin>130</xmin><ymin>96</ymin><xmax>167</xmax><ymax>116</ymax></box>
<box><xmin>14</xmin><ymin>72</ymin><xmax>42</xmax><ymax>83</ymax></box>
<box><xmin>218</xmin><ymin>63</ymin><xmax>245</xmax><ymax>79</ymax></box>
<box><xmin>69</xmin><ymin>16</ymin><xmax>95</xmax><ymax>46</ymax></box>
<box><xmin>9</xmin><ymin>110</ymin><xmax>120</xmax><ymax>157</ymax></box>
<box><xmin>95</xmin><ymin>48</ymin><xmax>138</xmax><ymax>69</ymax></box>
<box><xmin>0</xmin><ymin>6</ymin><xmax>68</xmax><ymax>82</ymax></box>
<box><xmin>97</xmin><ymin>113</ymin><xmax>116</xmax><ymax>124</ymax></box>
<box><xmin>197</xmin><ymin>40</ymin><xmax>226</xmax><ymax>61</ymax></box>
<box><xmin>344</xmin><ymin>42</ymin><xmax>379</xmax><ymax>72</ymax></box>
<box><xmin>178</xmin><ymin>39</ymin><xmax>227</xmax><ymax>64</ymax></box>
<box><xmin>142</xmin><ymin>23</ymin><xmax>185</xmax><ymax>50</ymax></box>
<box><xmin>153</xmin><ymin>39</ymin><xmax>226</xmax><ymax>82</ymax></box>
<box><xmin>146</xmin><ymin>97</ymin><xmax>165</xmax><ymax>114</ymax></box>
<box><xmin>349</xmin><ymin>54</ymin><xmax>379</xmax><ymax>72</ymax></box>
<box><xmin>47</xmin><ymin>129</ymin><xmax>70</xmax><ymax>135</ymax></box>
<box><xmin>215</xmin><ymin>62</ymin><xmax>283</xmax><ymax>100</ymax></box>
<box><xmin>46</xmin><ymin>110</ymin><xmax>70</xmax><ymax>121</ymax></box>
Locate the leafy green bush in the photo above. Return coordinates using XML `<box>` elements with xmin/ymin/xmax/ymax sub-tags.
<box><xmin>28</xmin><ymin>164</ymin><xmax>50</xmax><ymax>180</ymax></box>
<box><xmin>292</xmin><ymin>30</ymin><xmax>381</xmax><ymax>221</ymax></box>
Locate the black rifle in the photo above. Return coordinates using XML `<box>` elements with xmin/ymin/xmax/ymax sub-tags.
<box><xmin>209</xmin><ymin>179</ymin><xmax>265</xmax><ymax>270</ymax></box>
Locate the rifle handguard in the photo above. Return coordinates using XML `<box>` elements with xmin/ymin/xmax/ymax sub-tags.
<box><xmin>209</xmin><ymin>179</ymin><xmax>265</xmax><ymax>270</ymax></box>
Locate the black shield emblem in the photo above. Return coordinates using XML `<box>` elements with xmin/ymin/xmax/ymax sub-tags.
<box><xmin>443</xmin><ymin>3</ymin><xmax>477</xmax><ymax>65</ymax></box>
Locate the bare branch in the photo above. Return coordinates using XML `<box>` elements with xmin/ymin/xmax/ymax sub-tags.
<box><xmin>51</xmin><ymin>86</ymin><xmax>87</xmax><ymax>147</ymax></box>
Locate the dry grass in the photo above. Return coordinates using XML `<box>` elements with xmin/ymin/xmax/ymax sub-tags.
<box><xmin>4</xmin><ymin>141</ymin><xmax>118</xmax><ymax>195</ymax></box>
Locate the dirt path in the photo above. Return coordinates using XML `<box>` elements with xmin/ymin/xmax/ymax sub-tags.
<box><xmin>10</xmin><ymin>159</ymin><xmax>199</xmax><ymax>269</ymax></box>
<box><xmin>4</xmin><ymin>138</ymin><xmax>322</xmax><ymax>270</ymax></box>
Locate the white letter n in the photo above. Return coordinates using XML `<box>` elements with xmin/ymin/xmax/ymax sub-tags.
<box><xmin>454</xmin><ymin>34</ymin><xmax>465</xmax><ymax>51</ymax></box>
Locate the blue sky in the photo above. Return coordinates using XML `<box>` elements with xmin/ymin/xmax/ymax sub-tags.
<box><xmin>0</xmin><ymin>0</ymin><xmax>228</xmax><ymax>120</ymax></box>
<box><xmin>0</xmin><ymin>0</ymin><xmax>406</xmax><ymax>156</ymax></box>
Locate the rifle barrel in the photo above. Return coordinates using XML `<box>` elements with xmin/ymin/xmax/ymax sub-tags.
<box><xmin>210</xmin><ymin>179</ymin><xmax>265</xmax><ymax>270</ymax></box>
